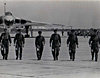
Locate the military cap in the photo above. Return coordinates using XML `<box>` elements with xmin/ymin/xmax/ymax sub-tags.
<box><xmin>93</xmin><ymin>29</ymin><xmax>97</xmax><ymax>32</ymax></box>
<box><xmin>38</xmin><ymin>31</ymin><xmax>42</xmax><ymax>34</ymax></box>
<box><xmin>71</xmin><ymin>29</ymin><xmax>75</xmax><ymax>32</ymax></box>
<box><xmin>54</xmin><ymin>29</ymin><xmax>57</xmax><ymax>32</ymax></box>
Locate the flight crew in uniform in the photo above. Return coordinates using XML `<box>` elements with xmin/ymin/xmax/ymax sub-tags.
<box><xmin>67</xmin><ymin>30</ymin><xmax>78</xmax><ymax>61</ymax></box>
<box><xmin>50</xmin><ymin>29</ymin><xmax>61</xmax><ymax>60</ymax></box>
<box><xmin>14</xmin><ymin>29</ymin><xmax>25</xmax><ymax>60</ymax></box>
<box><xmin>0</xmin><ymin>29</ymin><xmax>12</xmax><ymax>60</ymax></box>
<box><xmin>35</xmin><ymin>31</ymin><xmax>45</xmax><ymax>60</ymax></box>
<box><xmin>89</xmin><ymin>29</ymin><xmax>100</xmax><ymax>62</ymax></box>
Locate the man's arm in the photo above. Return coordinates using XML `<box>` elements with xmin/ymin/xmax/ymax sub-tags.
<box><xmin>43</xmin><ymin>36</ymin><xmax>45</xmax><ymax>45</ymax></box>
<box><xmin>67</xmin><ymin>36</ymin><xmax>70</xmax><ymax>45</ymax></box>
<box><xmin>76</xmin><ymin>36</ymin><xmax>78</xmax><ymax>45</ymax></box>
<box><xmin>67</xmin><ymin>35</ymin><xmax>70</xmax><ymax>47</ymax></box>
<box><xmin>9</xmin><ymin>34</ymin><xmax>12</xmax><ymax>44</ymax></box>
<box><xmin>14</xmin><ymin>34</ymin><xmax>17</xmax><ymax>44</ymax></box>
<box><xmin>35</xmin><ymin>37</ymin><xmax>37</xmax><ymax>47</ymax></box>
<box><xmin>59</xmin><ymin>34</ymin><xmax>61</xmax><ymax>43</ymax></box>
<box><xmin>76</xmin><ymin>36</ymin><xmax>79</xmax><ymax>48</ymax></box>
<box><xmin>98</xmin><ymin>36</ymin><xmax>100</xmax><ymax>45</ymax></box>
<box><xmin>22</xmin><ymin>35</ymin><xmax>25</xmax><ymax>44</ymax></box>
<box><xmin>50</xmin><ymin>34</ymin><xmax>53</xmax><ymax>47</ymax></box>
<box><xmin>0</xmin><ymin>34</ymin><xmax>3</xmax><ymax>43</ymax></box>
<box><xmin>58</xmin><ymin>34</ymin><xmax>61</xmax><ymax>47</ymax></box>
<box><xmin>89</xmin><ymin>36</ymin><xmax>92</xmax><ymax>45</ymax></box>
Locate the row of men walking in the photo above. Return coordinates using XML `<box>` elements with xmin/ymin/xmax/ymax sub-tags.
<box><xmin>0</xmin><ymin>29</ymin><xmax>24</xmax><ymax>60</ymax></box>
<box><xmin>0</xmin><ymin>28</ymin><xmax>99</xmax><ymax>62</ymax></box>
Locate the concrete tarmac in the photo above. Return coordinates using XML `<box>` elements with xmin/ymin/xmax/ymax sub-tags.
<box><xmin>0</xmin><ymin>37</ymin><xmax>100</xmax><ymax>78</ymax></box>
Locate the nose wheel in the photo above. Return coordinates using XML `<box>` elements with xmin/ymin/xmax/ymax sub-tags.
<box><xmin>25</xmin><ymin>26</ymin><xmax>30</xmax><ymax>37</ymax></box>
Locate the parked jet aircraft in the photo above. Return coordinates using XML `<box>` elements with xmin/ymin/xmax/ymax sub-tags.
<box><xmin>0</xmin><ymin>3</ymin><xmax>65</xmax><ymax>37</ymax></box>
<box><xmin>0</xmin><ymin>3</ymin><xmax>99</xmax><ymax>37</ymax></box>
<box><xmin>0</xmin><ymin>11</ymin><xmax>55</xmax><ymax>37</ymax></box>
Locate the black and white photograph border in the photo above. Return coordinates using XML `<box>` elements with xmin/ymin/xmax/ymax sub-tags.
<box><xmin>0</xmin><ymin>0</ymin><xmax>100</xmax><ymax>78</ymax></box>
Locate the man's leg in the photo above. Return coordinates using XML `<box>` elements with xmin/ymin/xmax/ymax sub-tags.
<box><xmin>1</xmin><ymin>50</ymin><xmax>4</xmax><ymax>60</ymax></box>
<box><xmin>36</xmin><ymin>47</ymin><xmax>40</xmax><ymax>60</ymax></box>
<box><xmin>72</xmin><ymin>52</ymin><xmax>75</xmax><ymax>61</ymax></box>
<box><xmin>95</xmin><ymin>52</ymin><xmax>98</xmax><ymax>62</ymax></box>
<box><xmin>5</xmin><ymin>48</ymin><xmax>9</xmax><ymax>60</ymax></box>
<box><xmin>91</xmin><ymin>49</ymin><xmax>94</xmax><ymax>60</ymax></box>
<box><xmin>15</xmin><ymin>45</ymin><xmax>19</xmax><ymax>60</ymax></box>
<box><xmin>1</xmin><ymin>46</ymin><xmax>4</xmax><ymax>56</ymax></box>
<box><xmin>37</xmin><ymin>51</ymin><xmax>40</xmax><ymax>60</ymax></box>
<box><xmin>69</xmin><ymin>46</ymin><xmax>72</xmax><ymax>60</ymax></box>
<box><xmin>40</xmin><ymin>46</ymin><xmax>43</xmax><ymax>60</ymax></box>
<box><xmin>20</xmin><ymin>47</ymin><xmax>22</xmax><ymax>60</ymax></box>
<box><xmin>52</xmin><ymin>47</ymin><xmax>56</xmax><ymax>60</ymax></box>
<box><xmin>69</xmin><ymin>50</ymin><xmax>72</xmax><ymax>60</ymax></box>
<box><xmin>56</xmin><ymin>47</ymin><xmax>59</xmax><ymax>60</ymax></box>
<box><xmin>95</xmin><ymin>48</ymin><xmax>98</xmax><ymax>62</ymax></box>
<box><xmin>72</xmin><ymin>50</ymin><xmax>75</xmax><ymax>61</ymax></box>
<box><xmin>1</xmin><ymin>46</ymin><xmax>4</xmax><ymax>60</ymax></box>
<box><xmin>16</xmin><ymin>50</ymin><xmax>18</xmax><ymax>60</ymax></box>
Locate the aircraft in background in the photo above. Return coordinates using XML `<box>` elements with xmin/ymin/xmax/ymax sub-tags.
<box><xmin>0</xmin><ymin>10</ymin><xmax>99</xmax><ymax>37</ymax></box>
<box><xmin>0</xmin><ymin>3</ymin><xmax>65</xmax><ymax>37</ymax></box>
<box><xmin>0</xmin><ymin>3</ymin><xmax>99</xmax><ymax>38</ymax></box>
<box><xmin>0</xmin><ymin>11</ymin><xmax>56</xmax><ymax>37</ymax></box>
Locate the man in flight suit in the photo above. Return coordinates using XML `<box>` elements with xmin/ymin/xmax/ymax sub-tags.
<box><xmin>35</xmin><ymin>31</ymin><xmax>45</xmax><ymax>60</ymax></box>
<box><xmin>14</xmin><ymin>29</ymin><xmax>25</xmax><ymax>60</ymax></box>
<box><xmin>50</xmin><ymin>29</ymin><xmax>61</xmax><ymax>61</ymax></box>
<box><xmin>67</xmin><ymin>30</ymin><xmax>78</xmax><ymax>61</ymax></box>
<box><xmin>89</xmin><ymin>29</ymin><xmax>100</xmax><ymax>62</ymax></box>
<box><xmin>0</xmin><ymin>29</ymin><xmax>12</xmax><ymax>60</ymax></box>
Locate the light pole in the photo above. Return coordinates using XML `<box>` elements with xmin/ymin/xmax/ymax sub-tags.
<box><xmin>3</xmin><ymin>3</ymin><xmax>6</xmax><ymax>28</ymax></box>
<box><xmin>4</xmin><ymin>3</ymin><xmax>6</xmax><ymax>15</ymax></box>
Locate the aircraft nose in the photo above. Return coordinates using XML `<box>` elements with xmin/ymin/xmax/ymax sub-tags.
<box><xmin>4</xmin><ymin>15</ymin><xmax>14</xmax><ymax>27</ymax></box>
<box><xmin>5</xmin><ymin>19</ymin><xmax>14</xmax><ymax>26</ymax></box>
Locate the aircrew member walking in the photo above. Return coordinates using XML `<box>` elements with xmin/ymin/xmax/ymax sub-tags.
<box><xmin>89</xmin><ymin>29</ymin><xmax>100</xmax><ymax>62</ymax></box>
<box><xmin>0</xmin><ymin>29</ymin><xmax>12</xmax><ymax>60</ymax></box>
<box><xmin>67</xmin><ymin>30</ymin><xmax>78</xmax><ymax>61</ymax></box>
<box><xmin>35</xmin><ymin>31</ymin><xmax>45</xmax><ymax>60</ymax></box>
<box><xmin>50</xmin><ymin>29</ymin><xmax>61</xmax><ymax>61</ymax></box>
<box><xmin>14</xmin><ymin>29</ymin><xmax>25</xmax><ymax>60</ymax></box>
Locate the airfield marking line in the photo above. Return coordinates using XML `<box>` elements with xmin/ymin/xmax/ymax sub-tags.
<box><xmin>0</xmin><ymin>73</ymin><xmax>35</xmax><ymax>78</ymax></box>
<box><xmin>7</xmin><ymin>60</ymin><xmax>99</xmax><ymax>72</ymax></box>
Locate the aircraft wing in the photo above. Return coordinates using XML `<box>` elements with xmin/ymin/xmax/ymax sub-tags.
<box><xmin>13</xmin><ymin>17</ymin><xmax>65</xmax><ymax>29</ymax></box>
<box><xmin>0</xmin><ymin>12</ymin><xmax>65</xmax><ymax>29</ymax></box>
<box><xmin>31</xmin><ymin>21</ymin><xmax>50</xmax><ymax>26</ymax></box>
<box><xmin>14</xmin><ymin>16</ymin><xmax>65</xmax><ymax>27</ymax></box>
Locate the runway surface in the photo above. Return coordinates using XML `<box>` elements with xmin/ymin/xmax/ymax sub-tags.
<box><xmin>0</xmin><ymin>37</ymin><xmax>100</xmax><ymax>78</ymax></box>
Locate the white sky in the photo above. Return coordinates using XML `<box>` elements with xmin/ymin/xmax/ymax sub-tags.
<box><xmin>0</xmin><ymin>0</ymin><xmax>100</xmax><ymax>29</ymax></box>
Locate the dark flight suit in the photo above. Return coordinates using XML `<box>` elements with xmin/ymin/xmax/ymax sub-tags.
<box><xmin>67</xmin><ymin>33</ymin><xmax>78</xmax><ymax>61</ymax></box>
<box><xmin>35</xmin><ymin>35</ymin><xmax>45</xmax><ymax>60</ymax></box>
<box><xmin>0</xmin><ymin>33</ymin><xmax>11</xmax><ymax>60</ymax></box>
<box><xmin>50</xmin><ymin>33</ymin><xmax>61</xmax><ymax>60</ymax></box>
<box><xmin>14</xmin><ymin>33</ymin><xmax>25</xmax><ymax>60</ymax></box>
<box><xmin>89</xmin><ymin>34</ymin><xmax>100</xmax><ymax>61</ymax></box>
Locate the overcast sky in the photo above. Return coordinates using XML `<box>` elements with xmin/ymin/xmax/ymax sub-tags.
<box><xmin>0</xmin><ymin>0</ymin><xmax>100</xmax><ymax>29</ymax></box>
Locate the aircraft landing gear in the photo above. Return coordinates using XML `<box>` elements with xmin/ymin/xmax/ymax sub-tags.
<box><xmin>25</xmin><ymin>26</ymin><xmax>30</xmax><ymax>37</ymax></box>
